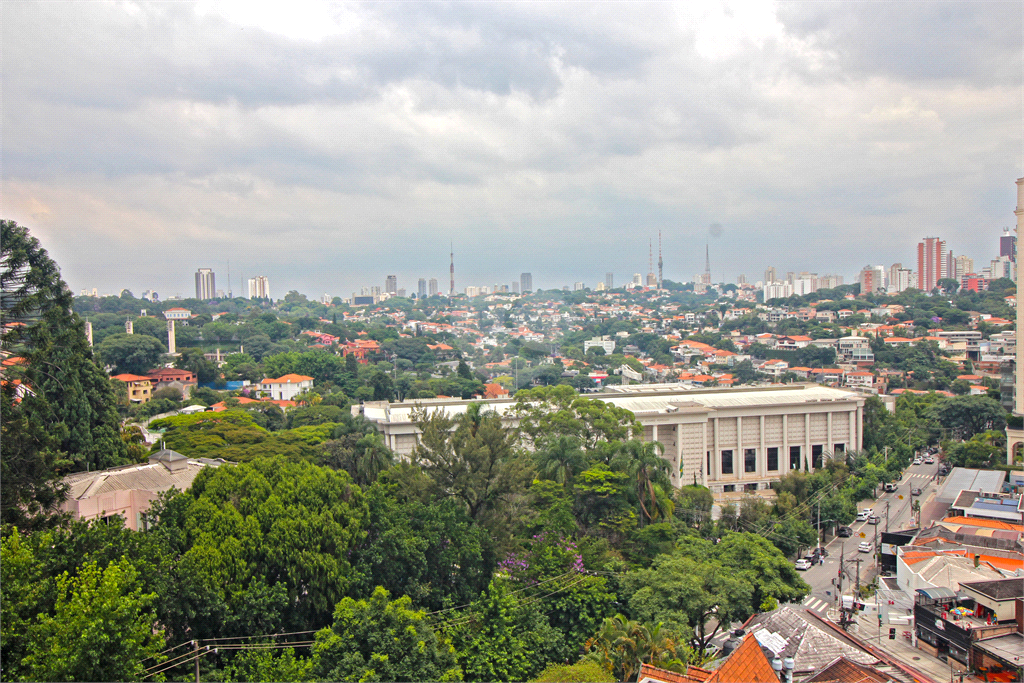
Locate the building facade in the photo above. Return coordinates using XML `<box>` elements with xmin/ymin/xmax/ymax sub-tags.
<box><xmin>195</xmin><ymin>268</ymin><xmax>216</xmax><ymax>300</ymax></box>
<box><xmin>428</xmin><ymin>278</ymin><xmax>439</xmax><ymax>296</ymax></box>
<box><xmin>418</xmin><ymin>278</ymin><xmax>427</xmax><ymax>298</ymax></box>
<box><xmin>259</xmin><ymin>374</ymin><xmax>314</xmax><ymax>401</ymax></box>
<box><xmin>356</xmin><ymin>384</ymin><xmax>865</xmax><ymax>499</ymax></box>
<box><xmin>385</xmin><ymin>275</ymin><xmax>398</xmax><ymax>294</ymax></box>
<box><xmin>248</xmin><ymin>275</ymin><xmax>270</xmax><ymax>299</ymax></box>
<box><xmin>520</xmin><ymin>272</ymin><xmax>533</xmax><ymax>293</ymax></box>
<box><xmin>917</xmin><ymin>237</ymin><xmax>946</xmax><ymax>292</ymax></box>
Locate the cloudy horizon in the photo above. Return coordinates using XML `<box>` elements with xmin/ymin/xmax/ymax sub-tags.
<box><xmin>3</xmin><ymin>1</ymin><xmax>1022</xmax><ymax>299</ymax></box>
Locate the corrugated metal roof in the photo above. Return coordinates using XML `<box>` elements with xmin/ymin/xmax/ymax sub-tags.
<box><xmin>64</xmin><ymin>460</ymin><xmax>216</xmax><ymax>499</ymax></box>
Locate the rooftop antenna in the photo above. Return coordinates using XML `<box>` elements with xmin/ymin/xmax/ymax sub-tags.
<box><xmin>704</xmin><ymin>243</ymin><xmax>711</xmax><ymax>283</ymax></box>
<box><xmin>226</xmin><ymin>259</ymin><xmax>232</xmax><ymax>298</ymax></box>
<box><xmin>658</xmin><ymin>230</ymin><xmax>663</xmax><ymax>290</ymax></box>
<box><xmin>449</xmin><ymin>241</ymin><xmax>455</xmax><ymax>298</ymax></box>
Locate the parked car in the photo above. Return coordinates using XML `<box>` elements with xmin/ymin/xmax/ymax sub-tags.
<box><xmin>838</xmin><ymin>526</ymin><xmax>853</xmax><ymax>537</ymax></box>
<box><xmin>884</xmin><ymin>482</ymin><xmax>897</xmax><ymax>492</ymax></box>
<box><xmin>924</xmin><ymin>457</ymin><xmax>935</xmax><ymax>464</ymax></box>
<box><xmin>858</xmin><ymin>541</ymin><xmax>873</xmax><ymax>553</ymax></box>
<box><xmin>812</xmin><ymin>547</ymin><xmax>829</xmax><ymax>559</ymax></box>
<box><xmin>856</xmin><ymin>509</ymin><xmax>872</xmax><ymax>521</ymax></box>
<box><xmin>795</xmin><ymin>558</ymin><xmax>812</xmax><ymax>571</ymax></box>
<box><xmin>911</xmin><ymin>487</ymin><xmax>922</xmax><ymax>496</ymax></box>
<box><xmin>867</xmin><ymin>515</ymin><xmax>880</xmax><ymax>525</ymax></box>
<box><xmin>913</xmin><ymin>457</ymin><xmax>922</xmax><ymax>465</ymax></box>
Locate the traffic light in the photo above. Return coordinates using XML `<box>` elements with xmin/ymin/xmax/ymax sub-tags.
<box><xmin>889</xmin><ymin>628</ymin><xmax>896</xmax><ymax>640</ymax></box>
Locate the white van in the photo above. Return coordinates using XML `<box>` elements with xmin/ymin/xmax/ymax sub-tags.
<box><xmin>856</xmin><ymin>509</ymin><xmax>872</xmax><ymax>522</ymax></box>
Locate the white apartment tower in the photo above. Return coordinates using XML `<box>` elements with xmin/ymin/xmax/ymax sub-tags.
<box><xmin>248</xmin><ymin>276</ymin><xmax>270</xmax><ymax>300</ymax></box>
<box><xmin>195</xmin><ymin>268</ymin><xmax>216</xmax><ymax>300</ymax></box>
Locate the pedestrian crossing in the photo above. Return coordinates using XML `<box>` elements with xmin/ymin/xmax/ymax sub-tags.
<box><xmin>801</xmin><ymin>596</ymin><xmax>830</xmax><ymax>613</ymax></box>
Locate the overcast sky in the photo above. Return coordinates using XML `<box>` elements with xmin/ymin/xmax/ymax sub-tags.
<box><xmin>3</xmin><ymin>1</ymin><xmax>1022</xmax><ymax>298</ymax></box>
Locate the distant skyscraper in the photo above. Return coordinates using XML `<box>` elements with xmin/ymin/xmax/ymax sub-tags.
<box><xmin>605</xmin><ymin>272</ymin><xmax>614</xmax><ymax>289</ymax></box>
<box><xmin>195</xmin><ymin>268</ymin><xmax>216</xmax><ymax>300</ymax></box>
<box><xmin>917</xmin><ymin>237</ymin><xmax>946</xmax><ymax>292</ymax></box>
<box><xmin>1001</xmin><ymin>229</ymin><xmax>1016</xmax><ymax>261</ymax></box>
<box><xmin>520</xmin><ymin>272</ymin><xmax>532</xmax><ymax>293</ymax></box>
<box><xmin>385</xmin><ymin>275</ymin><xmax>397</xmax><ymax>294</ymax></box>
<box><xmin>248</xmin><ymin>276</ymin><xmax>270</xmax><ymax>299</ymax></box>
<box><xmin>764</xmin><ymin>266</ymin><xmax>777</xmax><ymax>284</ymax></box>
<box><xmin>858</xmin><ymin>265</ymin><xmax>885</xmax><ymax>294</ymax></box>
<box><xmin>953</xmin><ymin>255</ymin><xmax>974</xmax><ymax>279</ymax></box>
<box><xmin>428</xmin><ymin>278</ymin><xmax>438</xmax><ymax>296</ymax></box>
<box><xmin>574</xmin><ymin>282</ymin><xmax>585</xmax><ymax>291</ymax></box>
<box><xmin>736</xmin><ymin>274</ymin><xmax>746</xmax><ymax>285</ymax></box>
<box><xmin>418</xmin><ymin>278</ymin><xmax>427</xmax><ymax>298</ymax></box>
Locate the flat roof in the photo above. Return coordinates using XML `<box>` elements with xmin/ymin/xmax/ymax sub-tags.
<box><xmin>935</xmin><ymin>469</ymin><xmax>1007</xmax><ymax>504</ymax></box>
<box><xmin>364</xmin><ymin>384</ymin><xmax>862</xmax><ymax>425</ymax></box>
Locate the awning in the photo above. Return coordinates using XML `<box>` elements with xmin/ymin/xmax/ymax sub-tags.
<box><xmin>917</xmin><ymin>587</ymin><xmax>959</xmax><ymax>600</ymax></box>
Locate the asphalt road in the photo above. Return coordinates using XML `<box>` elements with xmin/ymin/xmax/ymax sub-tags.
<box><xmin>792</xmin><ymin>457</ymin><xmax>943</xmax><ymax>616</ymax></box>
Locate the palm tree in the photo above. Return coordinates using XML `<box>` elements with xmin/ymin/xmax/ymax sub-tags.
<box><xmin>534</xmin><ymin>435</ymin><xmax>586</xmax><ymax>485</ymax></box>
<box><xmin>354</xmin><ymin>432</ymin><xmax>394</xmax><ymax>485</ymax></box>
<box><xmin>612</xmin><ymin>439</ymin><xmax>673</xmax><ymax>526</ymax></box>
<box><xmin>584</xmin><ymin>615</ymin><xmax>685</xmax><ymax>682</ymax></box>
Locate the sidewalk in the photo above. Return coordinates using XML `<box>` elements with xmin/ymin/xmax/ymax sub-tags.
<box><xmin>850</xmin><ymin>610</ymin><xmax>955</xmax><ymax>683</ymax></box>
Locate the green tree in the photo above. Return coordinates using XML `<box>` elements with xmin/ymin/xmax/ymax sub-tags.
<box><xmin>511</xmin><ymin>384</ymin><xmax>642</xmax><ymax>449</ymax></box>
<box><xmin>929</xmin><ymin>395</ymin><xmax>1007</xmax><ymax>440</ymax></box>
<box><xmin>583</xmin><ymin>615</ymin><xmax>687</xmax><ymax>682</ymax></box>
<box><xmin>534</xmin><ymin>435</ymin><xmax>588</xmax><ymax>486</ymax></box>
<box><xmin>612</xmin><ymin>440</ymin><xmax>674</xmax><ymax>526</ymax></box>
<box><xmin>23</xmin><ymin>559</ymin><xmax>164</xmax><ymax>682</ymax></box>
<box><xmin>533</xmin><ymin>660</ymin><xmax>616</xmax><ymax>683</ymax></box>
<box><xmin>412</xmin><ymin>404</ymin><xmax>533</xmax><ymax>528</ymax></box>
<box><xmin>311</xmin><ymin>587</ymin><xmax>461</xmax><ymax>682</ymax></box>
<box><xmin>97</xmin><ymin>332</ymin><xmax>166</xmax><ymax>374</ymax></box>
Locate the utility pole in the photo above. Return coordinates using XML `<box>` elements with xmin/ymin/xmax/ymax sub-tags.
<box><xmin>874</xmin><ymin>521</ymin><xmax>879</xmax><ymax>573</ymax></box>
<box><xmin>885</xmin><ymin>500</ymin><xmax>890</xmax><ymax>533</ymax></box>
<box><xmin>194</xmin><ymin>639</ymin><xmax>200</xmax><ymax>683</ymax></box>
<box><xmin>817</xmin><ymin>499</ymin><xmax>822</xmax><ymax>551</ymax></box>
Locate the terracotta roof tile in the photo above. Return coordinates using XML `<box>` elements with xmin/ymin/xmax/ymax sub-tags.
<box><xmin>707</xmin><ymin>633</ymin><xmax>779</xmax><ymax>683</ymax></box>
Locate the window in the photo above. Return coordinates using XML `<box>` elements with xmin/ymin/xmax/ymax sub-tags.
<box><xmin>812</xmin><ymin>444</ymin><xmax>824</xmax><ymax>469</ymax></box>
<box><xmin>834</xmin><ymin>443</ymin><xmax>845</xmax><ymax>454</ymax></box>
<box><xmin>745</xmin><ymin>483</ymin><xmax>758</xmax><ymax>492</ymax></box>
<box><xmin>790</xmin><ymin>446</ymin><xmax>801</xmax><ymax>470</ymax></box>
<box><xmin>707</xmin><ymin>451</ymin><xmax>711</xmax><ymax>474</ymax></box>
<box><xmin>723</xmin><ymin>485</ymin><xmax>735</xmax><ymax>492</ymax></box>
<box><xmin>744</xmin><ymin>448</ymin><xmax>757</xmax><ymax>473</ymax></box>
<box><xmin>721</xmin><ymin>450</ymin><xmax>733</xmax><ymax>475</ymax></box>
<box><xmin>767</xmin><ymin>447</ymin><xmax>779</xmax><ymax>471</ymax></box>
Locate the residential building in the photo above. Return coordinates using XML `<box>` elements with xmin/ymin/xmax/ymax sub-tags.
<box><xmin>573</xmin><ymin>282</ymin><xmax>585</xmax><ymax>291</ymax></box>
<box><xmin>356</xmin><ymin>383</ymin><xmax>865</xmax><ymax>497</ymax></box>
<box><xmin>917</xmin><ymin>237</ymin><xmax>946</xmax><ymax>292</ymax></box>
<box><xmin>583</xmin><ymin>336</ymin><xmax>616</xmax><ymax>355</ymax></box>
<box><xmin>605</xmin><ymin>272</ymin><xmax>614</xmax><ymax>289</ymax></box>
<box><xmin>163</xmin><ymin>308</ymin><xmax>191</xmax><ymax>321</ymax></box>
<box><xmin>763</xmin><ymin>281</ymin><xmax>793</xmax><ymax>300</ymax></box>
<box><xmin>764</xmin><ymin>266</ymin><xmax>777</xmax><ymax>283</ymax></box>
<box><xmin>259</xmin><ymin>374</ymin><xmax>314</xmax><ymax>401</ymax></box>
<box><xmin>953</xmin><ymin>255</ymin><xmax>974</xmax><ymax>280</ymax></box>
<box><xmin>837</xmin><ymin>336</ymin><xmax>874</xmax><ymax>364</ymax></box>
<box><xmin>1000</xmin><ymin>228</ymin><xmax>1016</xmax><ymax>261</ymax></box>
<box><xmin>520</xmin><ymin>272</ymin><xmax>532</xmax><ymax>293</ymax></box>
<box><xmin>248</xmin><ymin>275</ymin><xmax>270</xmax><ymax>299</ymax></box>
<box><xmin>990</xmin><ymin>256</ymin><xmax>1015</xmax><ymax>281</ymax></box>
<box><xmin>61</xmin><ymin>450</ymin><xmax>227</xmax><ymax>530</ymax></box>
<box><xmin>428</xmin><ymin>278</ymin><xmax>439</xmax><ymax>296</ymax></box>
<box><xmin>417</xmin><ymin>278</ymin><xmax>427</xmax><ymax>298</ymax></box>
<box><xmin>195</xmin><ymin>268</ymin><xmax>216</xmax><ymax>300</ymax></box>
<box><xmin>858</xmin><ymin>265</ymin><xmax>885</xmax><ymax>294</ymax></box>
<box><xmin>385</xmin><ymin>275</ymin><xmax>397</xmax><ymax>294</ymax></box>
<box><xmin>111</xmin><ymin>374</ymin><xmax>154</xmax><ymax>403</ymax></box>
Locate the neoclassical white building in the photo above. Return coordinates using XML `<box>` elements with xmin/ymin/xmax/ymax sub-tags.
<box><xmin>355</xmin><ymin>383</ymin><xmax>865</xmax><ymax>498</ymax></box>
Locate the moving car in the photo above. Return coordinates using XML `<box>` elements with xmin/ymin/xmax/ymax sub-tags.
<box><xmin>856</xmin><ymin>509</ymin><xmax>873</xmax><ymax>521</ymax></box>
<box><xmin>794</xmin><ymin>558</ymin><xmax>812</xmax><ymax>571</ymax></box>
<box><xmin>858</xmin><ymin>541</ymin><xmax>872</xmax><ymax>553</ymax></box>
<box><xmin>884</xmin><ymin>482</ymin><xmax>897</xmax><ymax>492</ymax></box>
<box><xmin>911</xmin><ymin>487</ymin><xmax>922</xmax><ymax>496</ymax></box>
<box><xmin>838</xmin><ymin>526</ymin><xmax>853</xmax><ymax>537</ymax></box>
<box><xmin>867</xmin><ymin>515</ymin><xmax>881</xmax><ymax>525</ymax></box>
<box><xmin>913</xmin><ymin>457</ymin><xmax>922</xmax><ymax>465</ymax></box>
<box><xmin>924</xmin><ymin>457</ymin><xmax>935</xmax><ymax>464</ymax></box>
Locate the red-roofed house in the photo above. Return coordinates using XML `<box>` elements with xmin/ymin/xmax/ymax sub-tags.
<box><xmin>111</xmin><ymin>374</ymin><xmax>154</xmax><ymax>403</ymax></box>
<box><xmin>259</xmin><ymin>374</ymin><xmax>314</xmax><ymax>401</ymax></box>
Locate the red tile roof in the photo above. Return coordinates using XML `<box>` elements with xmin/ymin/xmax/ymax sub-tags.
<box><xmin>706</xmin><ymin>633</ymin><xmax>779</xmax><ymax>683</ymax></box>
<box><xmin>111</xmin><ymin>373</ymin><xmax>153</xmax><ymax>382</ymax></box>
<box><xmin>260</xmin><ymin>374</ymin><xmax>314</xmax><ymax>384</ymax></box>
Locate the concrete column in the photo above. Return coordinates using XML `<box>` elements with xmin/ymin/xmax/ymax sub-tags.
<box><xmin>736</xmin><ymin>416</ymin><xmax>743</xmax><ymax>477</ymax></box>
<box><xmin>827</xmin><ymin>411</ymin><xmax>833</xmax><ymax>457</ymax></box>
<box><xmin>675</xmin><ymin>423</ymin><xmax>683</xmax><ymax>482</ymax></box>
<box><xmin>805</xmin><ymin>413</ymin><xmax>811</xmax><ymax>471</ymax></box>
<box><xmin>759</xmin><ymin>415</ymin><xmax>766</xmax><ymax>475</ymax></box>
<box><xmin>782</xmin><ymin>414</ymin><xmax>789</xmax><ymax>471</ymax></box>
<box><xmin>856</xmin><ymin>405</ymin><xmax>864</xmax><ymax>451</ymax></box>
<box><xmin>167</xmin><ymin>320</ymin><xmax>176</xmax><ymax>354</ymax></box>
<box><xmin>701</xmin><ymin>420</ymin><xmax>708</xmax><ymax>486</ymax></box>
<box><xmin>652</xmin><ymin>423</ymin><xmax>659</xmax><ymax>449</ymax></box>
<box><xmin>712</xmin><ymin>417</ymin><xmax>720</xmax><ymax>482</ymax></box>
<box><xmin>850</xmin><ymin>411</ymin><xmax>856</xmax><ymax>452</ymax></box>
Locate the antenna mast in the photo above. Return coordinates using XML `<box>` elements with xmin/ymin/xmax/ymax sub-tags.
<box><xmin>226</xmin><ymin>259</ymin><xmax>232</xmax><ymax>298</ymax></box>
<box><xmin>658</xmin><ymin>231</ymin><xmax>663</xmax><ymax>290</ymax></box>
<box><xmin>449</xmin><ymin>241</ymin><xmax>455</xmax><ymax>298</ymax></box>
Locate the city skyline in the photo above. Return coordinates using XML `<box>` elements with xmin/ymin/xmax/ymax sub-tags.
<box><xmin>4</xmin><ymin>2</ymin><xmax>1021</xmax><ymax>297</ymax></box>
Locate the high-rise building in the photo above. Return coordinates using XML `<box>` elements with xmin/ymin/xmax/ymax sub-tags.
<box><xmin>1001</xmin><ymin>228</ymin><xmax>1016</xmax><ymax>261</ymax></box>
<box><xmin>418</xmin><ymin>278</ymin><xmax>427</xmax><ymax>298</ymax></box>
<box><xmin>195</xmin><ymin>268</ymin><xmax>216</xmax><ymax>300</ymax></box>
<box><xmin>858</xmin><ymin>265</ymin><xmax>885</xmax><ymax>294</ymax></box>
<box><xmin>385</xmin><ymin>275</ymin><xmax>397</xmax><ymax>294</ymax></box>
<box><xmin>736</xmin><ymin>274</ymin><xmax>747</xmax><ymax>285</ymax></box>
<box><xmin>917</xmin><ymin>237</ymin><xmax>946</xmax><ymax>292</ymax></box>
<box><xmin>953</xmin><ymin>255</ymin><xmax>974</xmax><ymax>280</ymax></box>
<box><xmin>646</xmin><ymin>273</ymin><xmax>657</xmax><ymax>287</ymax></box>
<box><xmin>574</xmin><ymin>282</ymin><xmax>586</xmax><ymax>291</ymax></box>
<box><xmin>605</xmin><ymin>272</ymin><xmax>614</xmax><ymax>289</ymax></box>
<box><xmin>764</xmin><ymin>266</ymin><xmax>777</xmax><ymax>284</ymax></box>
<box><xmin>888</xmin><ymin>266</ymin><xmax>914</xmax><ymax>293</ymax></box>
<box><xmin>512</xmin><ymin>282</ymin><xmax>520</xmax><ymax>293</ymax></box>
<box><xmin>428</xmin><ymin>278</ymin><xmax>438</xmax><ymax>296</ymax></box>
<box><xmin>818</xmin><ymin>274</ymin><xmax>844</xmax><ymax>290</ymax></box>
<box><xmin>248</xmin><ymin>276</ymin><xmax>270</xmax><ymax>299</ymax></box>
<box><xmin>631</xmin><ymin>273</ymin><xmax>642</xmax><ymax>287</ymax></box>
<box><xmin>520</xmin><ymin>272</ymin><xmax>532</xmax><ymax>293</ymax></box>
